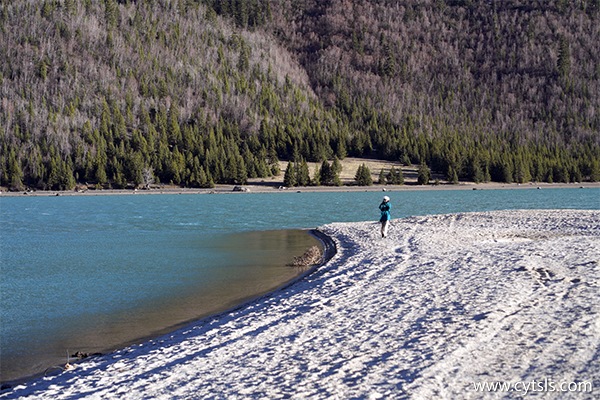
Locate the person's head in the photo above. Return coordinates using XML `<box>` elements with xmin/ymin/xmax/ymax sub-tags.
<box><xmin>383</xmin><ymin>196</ymin><xmax>390</xmax><ymax>203</ymax></box>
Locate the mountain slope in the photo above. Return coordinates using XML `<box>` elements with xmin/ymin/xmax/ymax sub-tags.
<box><xmin>265</xmin><ymin>0</ymin><xmax>600</xmax><ymax>178</ymax></box>
<box><xmin>1</xmin><ymin>0</ymin><xmax>599</xmax><ymax>190</ymax></box>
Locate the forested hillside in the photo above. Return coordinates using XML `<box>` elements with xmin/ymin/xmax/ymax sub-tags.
<box><xmin>1</xmin><ymin>0</ymin><xmax>599</xmax><ymax>190</ymax></box>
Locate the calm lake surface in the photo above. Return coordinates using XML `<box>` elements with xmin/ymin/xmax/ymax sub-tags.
<box><xmin>1</xmin><ymin>187</ymin><xmax>599</xmax><ymax>382</ymax></box>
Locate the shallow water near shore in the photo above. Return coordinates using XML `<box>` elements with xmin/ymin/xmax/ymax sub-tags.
<box><xmin>0</xmin><ymin>194</ymin><xmax>322</xmax><ymax>383</ymax></box>
<box><xmin>1</xmin><ymin>187</ymin><xmax>599</xmax><ymax>383</ymax></box>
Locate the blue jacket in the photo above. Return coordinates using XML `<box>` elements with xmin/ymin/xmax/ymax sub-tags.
<box><xmin>379</xmin><ymin>202</ymin><xmax>391</xmax><ymax>222</ymax></box>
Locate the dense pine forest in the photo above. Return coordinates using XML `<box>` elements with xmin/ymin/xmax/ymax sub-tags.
<box><xmin>1</xmin><ymin>0</ymin><xmax>599</xmax><ymax>190</ymax></box>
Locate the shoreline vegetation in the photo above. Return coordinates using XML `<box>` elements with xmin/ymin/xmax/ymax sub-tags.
<box><xmin>3</xmin><ymin>157</ymin><xmax>600</xmax><ymax>197</ymax></box>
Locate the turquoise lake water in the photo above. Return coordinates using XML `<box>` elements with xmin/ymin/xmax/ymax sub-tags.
<box><xmin>1</xmin><ymin>187</ymin><xmax>598</xmax><ymax>382</ymax></box>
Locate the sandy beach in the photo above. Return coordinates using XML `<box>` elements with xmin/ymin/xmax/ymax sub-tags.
<box><xmin>2</xmin><ymin>209</ymin><xmax>598</xmax><ymax>399</ymax></box>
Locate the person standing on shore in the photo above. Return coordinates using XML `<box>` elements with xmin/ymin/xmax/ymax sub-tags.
<box><xmin>379</xmin><ymin>196</ymin><xmax>391</xmax><ymax>238</ymax></box>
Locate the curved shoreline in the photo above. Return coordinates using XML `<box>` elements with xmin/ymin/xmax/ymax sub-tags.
<box><xmin>2</xmin><ymin>210</ymin><xmax>598</xmax><ymax>398</ymax></box>
<box><xmin>145</xmin><ymin>229</ymin><xmax>337</xmax><ymax>342</ymax></box>
<box><xmin>0</xmin><ymin>229</ymin><xmax>337</xmax><ymax>390</ymax></box>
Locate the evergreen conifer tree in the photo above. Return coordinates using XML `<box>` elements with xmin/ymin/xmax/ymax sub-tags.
<box><xmin>514</xmin><ymin>157</ymin><xmax>532</xmax><ymax>184</ymax></box>
<box><xmin>235</xmin><ymin>155</ymin><xmax>248</xmax><ymax>184</ymax></box>
<box><xmin>297</xmin><ymin>159</ymin><xmax>311</xmax><ymax>186</ymax></box>
<box><xmin>327</xmin><ymin>157</ymin><xmax>341</xmax><ymax>186</ymax></box>
<box><xmin>557</xmin><ymin>35</ymin><xmax>571</xmax><ymax>78</ymax></box>
<box><xmin>417</xmin><ymin>163</ymin><xmax>431</xmax><ymax>185</ymax></box>
<box><xmin>589</xmin><ymin>159</ymin><xmax>600</xmax><ymax>182</ymax></box>
<box><xmin>355</xmin><ymin>164</ymin><xmax>373</xmax><ymax>186</ymax></box>
<box><xmin>332</xmin><ymin>157</ymin><xmax>342</xmax><ymax>176</ymax></box>
<box><xmin>104</xmin><ymin>0</ymin><xmax>119</xmax><ymax>28</ymax></box>
<box><xmin>448</xmin><ymin>165</ymin><xmax>459</xmax><ymax>184</ymax></box>
<box><xmin>387</xmin><ymin>166</ymin><xmax>404</xmax><ymax>185</ymax></box>
<box><xmin>320</xmin><ymin>160</ymin><xmax>333</xmax><ymax>186</ymax></box>
<box><xmin>283</xmin><ymin>161</ymin><xmax>296</xmax><ymax>187</ymax></box>
<box><xmin>204</xmin><ymin>166</ymin><xmax>215</xmax><ymax>188</ymax></box>
<box><xmin>7</xmin><ymin>149</ymin><xmax>24</xmax><ymax>191</ymax></box>
<box><xmin>312</xmin><ymin>164</ymin><xmax>321</xmax><ymax>186</ymax></box>
<box><xmin>95</xmin><ymin>160</ymin><xmax>108</xmax><ymax>187</ymax></box>
<box><xmin>335</xmin><ymin>134</ymin><xmax>347</xmax><ymax>159</ymax></box>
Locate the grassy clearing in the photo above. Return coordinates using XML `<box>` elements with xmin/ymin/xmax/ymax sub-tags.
<box><xmin>248</xmin><ymin>158</ymin><xmax>439</xmax><ymax>186</ymax></box>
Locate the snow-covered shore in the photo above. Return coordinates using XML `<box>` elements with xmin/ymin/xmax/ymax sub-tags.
<box><xmin>2</xmin><ymin>210</ymin><xmax>599</xmax><ymax>399</ymax></box>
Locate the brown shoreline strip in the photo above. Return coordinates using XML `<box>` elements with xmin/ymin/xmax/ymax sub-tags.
<box><xmin>0</xmin><ymin>229</ymin><xmax>337</xmax><ymax>389</ymax></box>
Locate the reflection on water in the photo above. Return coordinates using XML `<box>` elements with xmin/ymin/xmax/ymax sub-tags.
<box><xmin>1</xmin><ymin>229</ymin><xmax>320</xmax><ymax>384</ymax></box>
